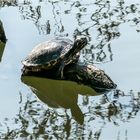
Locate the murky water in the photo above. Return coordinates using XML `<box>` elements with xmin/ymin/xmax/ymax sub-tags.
<box><xmin>0</xmin><ymin>0</ymin><xmax>140</xmax><ymax>139</ymax></box>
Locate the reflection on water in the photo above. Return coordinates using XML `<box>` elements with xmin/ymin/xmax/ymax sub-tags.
<box><xmin>0</xmin><ymin>85</ymin><xmax>140</xmax><ymax>139</ymax></box>
<box><xmin>0</xmin><ymin>0</ymin><xmax>140</xmax><ymax>139</ymax></box>
<box><xmin>1</xmin><ymin>0</ymin><xmax>140</xmax><ymax>64</ymax></box>
<box><xmin>21</xmin><ymin>76</ymin><xmax>101</xmax><ymax>125</ymax></box>
<box><xmin>0</xmin><ymin>41</ymin><xmax>5</xmax><ymax>62</ymax></box>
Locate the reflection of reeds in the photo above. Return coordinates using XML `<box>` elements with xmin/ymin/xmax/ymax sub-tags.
<box><xmin>0</xmin><ymin>89</ymin><xmax>140</xmax><ymax>139</ymax></box>
<box><xmin>0</xmin><ymin>0</ymin><xmax>18</xmax><ymax>7</ymax></box>
<box><xmin>0</xmin><ymin>0</ymin><xmax>32</xmax><ymax>7</ymax></box>
<box><xmin>1</xmin><ymin>0</ymin><xmax>140</xmax><ymax>63</ymax></box>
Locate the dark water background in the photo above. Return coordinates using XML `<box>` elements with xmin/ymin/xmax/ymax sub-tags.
<box><xmin>0</xmin><ymin>0</ymin><xmax>140</xmax><ymax>139</ymax></box>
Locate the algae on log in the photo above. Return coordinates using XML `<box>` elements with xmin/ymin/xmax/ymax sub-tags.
<box><xmin>22</xmin><ymin>63</ymin><xmax>117</xmax><ymax>93</ymax></box>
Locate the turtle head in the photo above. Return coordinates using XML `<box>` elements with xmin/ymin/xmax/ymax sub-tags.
<box><xmin>73</xmin><ymin>36</ymin><xmax>88</xmax><ymax>51</ymax></box>
<box><xmin>64</xmin><ymin>37</ymin><xmax>88</xmax><ymax>62</ymax></box>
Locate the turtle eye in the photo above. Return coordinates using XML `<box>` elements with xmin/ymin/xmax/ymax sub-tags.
<box><xmin>77</xmin><ymin>40</ymin><xmax>82</xmax><ymax>46</ymax></box>
<box><xmin>74</xmin><ymin>37</ymin><xmax>87</xmax><ymax>48</ymax></box>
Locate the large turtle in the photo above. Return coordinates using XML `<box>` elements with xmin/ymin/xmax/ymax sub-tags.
<box><xmin>22</xmin><ymin>37</ymin><xmax>87</xmax><ymax>77</ymax></box>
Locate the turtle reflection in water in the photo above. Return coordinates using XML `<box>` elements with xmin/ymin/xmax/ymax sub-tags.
<box><xmin>22</xmin><ymin>37</ymin><xmax>87</xmax><ymax>78</ymax></box>
<box><xmin>22</xmin><ymin>37</ymin><xmax>117</xmax><ymax>90</ymax></box>
<box><xmin>21</xmin><ymin>76</ymin><xmax>101</xmax><ymax>125</ymax></box>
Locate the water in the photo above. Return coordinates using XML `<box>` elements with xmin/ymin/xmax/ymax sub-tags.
<box><xmin>0</xmin><ymin>0</ymin><xmax>140</xmax><ymax>139</ymax></box>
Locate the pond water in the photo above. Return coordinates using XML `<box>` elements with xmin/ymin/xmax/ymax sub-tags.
<box><xmin>0</xmin><ymin>0</ymin><xmax>140</xmax><ymax>139</ymax></box>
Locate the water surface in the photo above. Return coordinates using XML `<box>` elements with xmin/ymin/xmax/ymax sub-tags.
<box><xmin>0</xmin><ymin>0</ymin><xmax>140</xmax><ymax>139</ymax></box>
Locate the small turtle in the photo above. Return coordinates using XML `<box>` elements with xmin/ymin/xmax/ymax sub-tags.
<box><xmin>22</xmin><ymin>37</ymin><xmax>87</xmax><ymax>77</ymax></box>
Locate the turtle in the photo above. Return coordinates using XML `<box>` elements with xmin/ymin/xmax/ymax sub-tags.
<box><xmin>22</xmin><ymin>37</ymin><xmax>88</xmax><ymax>77</ymax></box>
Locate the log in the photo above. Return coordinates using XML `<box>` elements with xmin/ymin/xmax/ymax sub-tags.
<box><xmin>64</xmin><ymin>63</ymin><xmax>117</xmax><ymax>92</ymax></box>
<box><xmin>22</xmin><ymin>63</ymin><xmax>117</xmax><ymax>93</ymax></box>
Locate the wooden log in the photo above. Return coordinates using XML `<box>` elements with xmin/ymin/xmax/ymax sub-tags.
<box><xmin>22</xmin><ymin>63</ymin><xmax>117</xmax><ymax>92</ymax></box>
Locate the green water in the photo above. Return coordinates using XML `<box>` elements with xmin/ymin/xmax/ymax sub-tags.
<box><xmin>0</xmin><ymin>0</ymin><xmax>140</xmax><ymax>139</ymax></box>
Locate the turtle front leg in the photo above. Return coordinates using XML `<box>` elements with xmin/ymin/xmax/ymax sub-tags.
<box><xmin>57</xmin><ymin>61</ymin><xmax>65</xmax><ymax>79</ymax></box>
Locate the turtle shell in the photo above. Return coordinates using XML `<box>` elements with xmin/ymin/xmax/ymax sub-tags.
<box><xmin>22</xmin><ymin>38</ymin><xmax>79</xmax><ymax>71</ymax></box>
